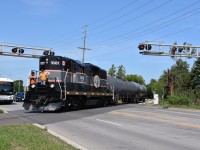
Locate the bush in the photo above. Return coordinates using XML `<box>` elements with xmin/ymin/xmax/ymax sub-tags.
<box><xmin>167</xmin><ymin>94</ymin><xmax>193</xmax><ymax>106</ymax></box>
<box><xmin>0</xmin><ymin>109</ymin><xmax>4</xmax><ymax>113</ymax></box>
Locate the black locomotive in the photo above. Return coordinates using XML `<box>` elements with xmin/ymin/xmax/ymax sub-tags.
<box><xmin>23</xmin><ymin>55</ymin><xmax>146</xmax><ymax>111</ymax></box>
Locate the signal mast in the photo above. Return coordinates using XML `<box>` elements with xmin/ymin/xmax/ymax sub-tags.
<box><xmin>0</xmin><ymin>42</ymin><xmax>55</xmax><ymax>58</ymax></box>
<box><xmin>138</xmin><ymin>41</ymin><xmax>200</xmax><ymax>58</ymax></box>
<box><xmin>138</xmin><ymin>41</ymin><xmax>200</xmax><ymax>96</ymax></box>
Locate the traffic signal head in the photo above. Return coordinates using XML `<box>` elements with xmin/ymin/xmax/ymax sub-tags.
<box><xmin>11</xmin><ymin>47</ymin><xmax>18</xmax><ymax>53</ymax></box>
<box><xmin>138</xmin><ymin>44</ymin><xmax>145</xmax><ymax>50</ymax></box>
<box><xmin>178</xmin><ymin>47</ymin><xmax>183</xmax><ymax>53</ymax></box>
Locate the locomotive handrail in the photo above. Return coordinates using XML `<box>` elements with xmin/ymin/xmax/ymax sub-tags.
<box><xmin>64</xmin><ymin>69</ymin><xmax>69</xmax><ymax>100</ymax></box>
<box><xmin>56</xmin><ymin>77</ymin><xmax>62</xmax><ymax>100</ymax></box>
<box><xmin>112</xmin><ymin>85</ymin><xmax>115</xmax><ymax>101</ymax></box>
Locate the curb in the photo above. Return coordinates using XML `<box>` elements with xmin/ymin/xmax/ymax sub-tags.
<box><xmin>33</xmin><ymin>123</ymin><xmax>88</xmax><ymax>150</ymax></box>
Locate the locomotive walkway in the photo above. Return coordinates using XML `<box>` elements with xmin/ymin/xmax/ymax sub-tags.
<box><xmin>0</xmin><ymin>103</ymin><xmax>200</xmax><ymax>150</ymax></box>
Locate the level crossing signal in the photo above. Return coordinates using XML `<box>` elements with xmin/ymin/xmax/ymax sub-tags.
<box><xmin>0</xmin><ymin>42</ymin><xmax>54</xmax><ymax>59</ymax></box>
<box><xmin>138</xmin><ymin>44</ymin><xmax>152</xmax><ymax>50</ymax></box>
<box><xmin>138</xmin><ymin>41</ymin><xmax>200</xmax><ymax>58</ymax></box>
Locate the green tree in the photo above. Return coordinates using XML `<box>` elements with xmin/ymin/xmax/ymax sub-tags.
<box><xmin>116</xmin><ymin>65</ymin><xmax>126</xmax><ymax>80</ymax></box>
<box><xmin>14</xmin><ymin>80</ymin><xmax>23</xmax><ymax>92</ymax></box>
<box><xmin>170</xmin><ymin>59</ymin><xmax>190</xmax><ymax>94</ymax></box>
<box><xmin>126</xmin><ymin>74</ymin><xmax>145</xmax><ymax>85</ymax></box>
<box><xmin>108</xmin><ymin>64</ymin><xmax>116</xmax><ymax>77</ymax></box>
<box><xmin>146</xmin><ymin>79</ymin><xmax>158</xmax><ymax>99</ymax></box>
<box><xmin>189</xmin><ymin>58</ymin><xmax>200</xmax><ymax>101</ymax></box>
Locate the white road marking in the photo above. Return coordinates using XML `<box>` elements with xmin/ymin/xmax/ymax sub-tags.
<box><xmin>96</xmin><ymin>119</ymin><xmax>123</xmax><ymax>127</ymax></box>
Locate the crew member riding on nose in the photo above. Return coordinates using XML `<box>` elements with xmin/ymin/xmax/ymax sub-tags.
<box><xmin>39</xmin><ymin>69</ymin><xmax>49</xmax><ymax>85</ymax></box>
<box><xmin>29</xmin><ymin>71</ymin><xmax>36</xmax><ymax>85</ymax></box>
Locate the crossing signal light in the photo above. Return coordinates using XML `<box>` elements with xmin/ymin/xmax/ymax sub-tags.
<box><xmin>11</xmin><ymin>47</ymin><xmax>18</xmax><ymax>53</ymax></box>
<box><xmin>138</xmin><ymin>44</ymin><xmax>152</xmax><ymax>50</ymax></box>
<box><xmin>138</xmin><ymin>44</ymin><xmax>145</xmax><ymax>50</ymax></box>
<box><xmin>178</xmin><ymin>47</ymin><xmax>183</xmax><ymax>53</ymax></box>
<box><xmin>19</xmin><ymin>49</ymin><xmax>24</xmax><ymax>53</ymax></box>
<box><xmin>50</xmin><ymin>51</ymin><xmax>55</xmax><ymax>56</ymax></box>
<box><xmin>43</xmin><ymin>51</ymin><xmax>49</xmax><ymax>55</ymax></box>
<box><xmin>171</xmin><ymin>47</ymin><xmax>177</xmax><ymax>55</ymax></box>
<box><xmin>145</xmin><ymin>44</ymin><xmax>152</xmax><ymax>50</ymax></box>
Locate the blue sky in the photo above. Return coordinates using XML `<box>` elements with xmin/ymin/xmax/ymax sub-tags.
<box><xmin>0</xmin><ymin>0</ymin><xmax>200</xmax><ymax>85</ymax></box>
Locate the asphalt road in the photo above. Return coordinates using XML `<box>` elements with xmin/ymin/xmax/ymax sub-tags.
<box><xmin>0</xmin><ymin>102</ymin><xmax>200</xmax><ymax>150</ymax></box>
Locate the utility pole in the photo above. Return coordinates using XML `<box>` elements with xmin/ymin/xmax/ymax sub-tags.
<box><xmin>167</xmin><ymin>69</ymin><xmax>173</xmax><ymax>96</ymax></box>
<box><xmin>18</xmin><ymin>80</ymin><xmax>20</xmax><ymax>92</ymax></box>
<box><xmin>78</xmin><ymin>25</ymin><xmax>91</xmax><ymax>63</ymax></box>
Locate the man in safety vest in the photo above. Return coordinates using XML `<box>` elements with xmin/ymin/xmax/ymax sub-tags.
<box><xmin>29</xmin><ymin>71</ymin><xmax>37</xmax><ymax>85</ymax></box>
<box><xmin>39</xmin><ymin>69</ymin><xmax>49</xmax><ymax>85</ymax></box>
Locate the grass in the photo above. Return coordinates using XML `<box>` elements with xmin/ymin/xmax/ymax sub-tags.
<box><xmin>167</xmin><ymin>104</ymin><xmax>200</xmax><ymax>110</ymax></box>
<box><xmin>0</xmin><ymin>124</ymin><xmax>79</xmax><ymax>150</ymax></box>
<box><xmin>162</xmin><ymin>101</ymin><xmax>200</xmax><ymax>110</ymax></box>
<box><xmin>0</xmin><ymin>109</ymin><xmax>4</xmax><ymax>113</ymax></box>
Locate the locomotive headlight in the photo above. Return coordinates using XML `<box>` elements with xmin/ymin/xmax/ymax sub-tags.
<box><xmin>31</xmin><ymin>84</ymin><xmax>36</xmax><ymax>88</ymax></box>
<box><xmin>50</xmin><ymin>84</ymin><xmax>55</xmax><ymax>88</ymax></box>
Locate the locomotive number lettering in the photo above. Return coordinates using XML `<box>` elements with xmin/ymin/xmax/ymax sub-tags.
<box><xmin>51</xmin><ymin>61</ymin><xmax>60</xmax><ymax>65</ymax></box>
<box><xmin>40</xmin><ymin>62</ymin><xmax>45</xmax><ymax>65</ymax></box>
<box><xmin>79</xmin><ymin>75</ymin><xmax>85</xmax><ymax>82</ymax></box>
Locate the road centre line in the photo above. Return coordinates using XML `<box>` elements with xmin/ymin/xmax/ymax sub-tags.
<box><xmin>162</xmin><ymin>110</ymin><xmax>200</xmax><ymax>117</ymax></box>
<box><xmin>124</xmin><ymin>110</ymin><xmax>200</xmax><ymax>121</ymax></box>
<box><xmin>126</xmin><ymin>107</ymin><xmax>200</xmax><ymax>117</ymax></box>
<box><xmin>96</xmin><ymin>119</ymin><xmax>123</xmax><ymax>127</ymax></box>
<box><xmin>111</xmin><ymin>111</ymin><xmax>200</xmax><ymax>129</ymax></box>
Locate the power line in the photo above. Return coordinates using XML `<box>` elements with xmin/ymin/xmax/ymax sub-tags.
<box><xmin>89</xmin><ymin>1</ymin><xmax>200</xmax><ymax>48</ymax></box>
<box><xmin>87</xmin><ymin>22</ymin><xmax>200</xmax><ymax>60</ymax></box>
<box><xmin>88</xmin><ymin>0</ymin><xmax>173</xmax><ymax>38</ymax></box>
<box><xmin>89</xmin><ymin>0</ymin><xmax>153</xmax><ymax>31</ymax></box>
<box><xmin>90</xmin><ymin>6</ymin><xmax>200</xmax><ymax>49</ymax></box>
<box><xmin>154</xmin><ymin>23</ymin><xmax>200</xmax><ymax>41</ymax></box>
<box><xmin>46</xmin><ymin>0</ymin><xmax>139</xmax><ymax>47</ymax></box>
<box><xmin>88</xmin><ymin>0</ymin><xmax>139</xmax><ymax>26</ymax></box>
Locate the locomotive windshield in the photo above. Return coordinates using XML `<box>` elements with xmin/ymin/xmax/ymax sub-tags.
<box><xmin>0</xmin><ymin>81</ymin><xmax>14</xmax><ymax>95</ymax></box>
<box><xmin>47</xmin><ymin>70</ymin><xmax>67</xmax><ymax>82</ymax></box>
